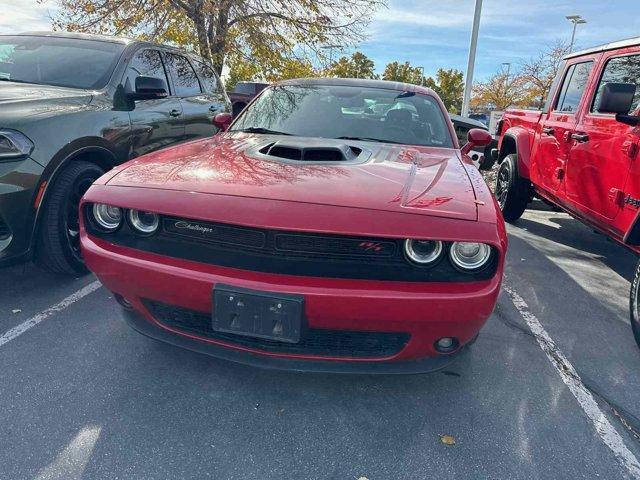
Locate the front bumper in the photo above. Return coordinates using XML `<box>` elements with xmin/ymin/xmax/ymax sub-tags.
<box><xmin>83</xmin><ymin>233</ymin><xmax>502</xmax><ymax>371</ymax></box>
<box><xmin>0</xmin><ymin>157</ymin><xmax>43</xmax><ymax>265</ymax></box>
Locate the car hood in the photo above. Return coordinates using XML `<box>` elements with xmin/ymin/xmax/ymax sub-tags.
<box><xmin>107</xmin><ymin>133</ymin><xmax>479</xmax><ymax>221</ymax></box>
<box><xmin>0</xmin><ymin>82</ymin><xmax>94</xmax><ymax>118</ymax></box>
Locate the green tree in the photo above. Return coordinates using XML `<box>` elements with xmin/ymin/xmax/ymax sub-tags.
<box><xmin>49</xmin><ymin>0</ymin><xmax>386</xmax><ymax>75</ymax></box>
<box><xmin>381</xmin><ymin>61</ymin><xmax>423</xmax><ymax>84</ymax></box>
<box><xmin>225</xmin><ymin>59</ymin><xmax>261</xmax><ymax>91</ymax></box>
<box><xmin>424</xmin><ymin>68</ymin><xmax>464</xmax><ymax>114</ymax></box>
<box><xmin>327</xmin><ymin>51</ymin><xmax>377</xmax><ymax>79</ymax></box>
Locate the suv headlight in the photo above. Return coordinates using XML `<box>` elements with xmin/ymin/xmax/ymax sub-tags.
<box><xmin>0</xmin><ymin>129</ymin><xmax>34</xmax><ymax>159</ymax></box>
<box><xmin>449</xmin><ymin>242</ymin><xmax>492</xmax><ymax>271</ymax></box>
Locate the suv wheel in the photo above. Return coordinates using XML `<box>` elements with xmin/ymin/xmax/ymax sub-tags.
<box><xmin>36</xmin><ymin>161</ymin><xmax>105</xmax><ymax>275</ymax></box>
<box><xmin>631</xmin><ymin>259</ymin><xmax>640</xmax><ymax>349</ymax></box>
<box><xmin>494</xmin><ymin>154</ymin><xmax>530</xmax><ymax>223</ymax></box>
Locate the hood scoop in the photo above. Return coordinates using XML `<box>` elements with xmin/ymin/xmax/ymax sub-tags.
<box><xmin>253</xmin><ymin>139</ymin><xmax>370</xmax><ymax>165</ymax></box>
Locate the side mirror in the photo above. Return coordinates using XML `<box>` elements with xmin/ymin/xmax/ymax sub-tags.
<box><xmin>598</xmin><ymin>82</ymin><xmax>635</xmax><ymax>114</ymax></box>
<box><xmin>129</xmin><ymin>76</ymin><xmax>168</xmax><ymax>100</ymax></box>
<box><xmin>461</xmin><ymin>128</ymin><xmax>493</xmax><ymax>155</ymax></box>
<box><xmin>213</xmin><ymin>112</ymin><xmax>233</xmax><ymax>131</ymax></box>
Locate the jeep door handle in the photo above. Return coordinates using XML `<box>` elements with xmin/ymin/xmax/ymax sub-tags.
<box><xmin>571</xmin><ymin>133</ymin><xmax>589</xmax><ymax>142</ymax></box>
<box><xmin>542</xmin><ymin>127</ymin><xmax>555</xmax><ymax>135</ymax></box>
<box><xmin>169</xmin><ymin>109</ymin><xmax>181</xmax><ymax>117</ymax></box>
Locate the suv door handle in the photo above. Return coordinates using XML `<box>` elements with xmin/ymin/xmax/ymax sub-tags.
<box><xmin>571</xmin><ymin>132</ymin><xmax>589</xmax><ymax>143</ymax></box>
<box><xmin>169</xmin><ymin>109</ymin><xmax>181</xmax><ymax>117</ymax></box>
<box><xmin>542</xmin><ymin>127</ymin><xmax>555</xmax><ymax>135</ymax></box>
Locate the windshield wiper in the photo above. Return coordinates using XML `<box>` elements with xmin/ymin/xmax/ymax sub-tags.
<box><xmin>336</xmin><ymin>136</ymin><xmax>403</xmax><ymax>144</ymax></box>
<box><xmin>234</xmin><ymin>127</ymin><xmax>293</xmax><ymax>136</ymax></box>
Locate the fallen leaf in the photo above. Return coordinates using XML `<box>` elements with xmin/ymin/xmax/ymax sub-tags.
<box><xmin>276</xmin><ymin>408</ymin><xmax>285</xmax><ymax>416</ymax></box>
<box><xmin>357</xmin><ymin>477</ymin><xmax>369</xmax><ymax>480</ymax></box>
<box><xmin>11</xmin><ymin>309</ymin><xmax>21</xmax><ymax>314</ymax></box>
<box><xmin>440</xmin><ymin>434</ymin><xmax>456</xmax><ymax>445</ymax></box>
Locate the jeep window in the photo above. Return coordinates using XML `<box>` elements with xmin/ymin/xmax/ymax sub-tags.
<box><xmin>123</xmin><ymin>49</ymin><xmax>170</xmax><ymax>94</ymax></box>
<box><xmin>591</xmin><ymin>54</ymin><xmax>640</xmax><ymax>114</ymax></box>
<box><xmin>554</xmin><ymin>61</ymin><xmax>593</xmax><ymax>113</ymax></box>
<box><xmin>165</xmin><ymin>53</ymin><xmax>201</xmax><ymax>96</ymax></box>
<box><xmin>230</xmin><ymin>84</ymin><xmax>454</xmax><ymax>147</ymax></box>
<box><xmin>543</xmin><ymin>60</ymin><xmax>566</xmax><ymax>112</ymax></box>
<box><xmin>193</xmin><ymin>60</ymin><xmax>219</xmax><ymax>93</ymax></box>
<box><xmin>0</xmin><ymin>35</ymin><xmax>124</xmax><ymax>89</ymax></box>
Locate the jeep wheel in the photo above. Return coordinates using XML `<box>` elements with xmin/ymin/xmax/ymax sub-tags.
<box><xmin>36</xmin><ymin>161</ymin><xmax>105</xmax><ymax>275</ymax></box>
<box><xmin>494</xmin><ymin>154</ymin><xmax>530</xmax><ymax>223</ymax></box>
<box><xmin>631</xmin><ymin>259</ymin><xmax>640</xmax><ymax>349</ymax></box>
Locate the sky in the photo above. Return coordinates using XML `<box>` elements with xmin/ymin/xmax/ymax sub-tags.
<box><xmin>1</xmin><ymin>0</ymin><xmax>640</xmax><ymax>81</ymax></box>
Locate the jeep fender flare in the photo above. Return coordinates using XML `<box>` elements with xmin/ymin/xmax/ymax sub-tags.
<box><xmin>497</xmin><ymin>127</ymin><xmax>533</xmax><ymax>179</ymax></box>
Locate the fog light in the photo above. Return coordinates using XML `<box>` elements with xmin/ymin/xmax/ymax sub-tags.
<box><xmin>435</xmin><ymin>337</ymin><xmax>459</xmax><ymax>353</ymax></box>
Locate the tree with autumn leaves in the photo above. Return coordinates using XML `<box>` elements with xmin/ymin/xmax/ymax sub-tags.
<box><xmin>48</xmin><ymin>0</ymin><xmax>567</xmax><ymax>114</ymax></box>
<box><xmin>49</xmin><ymin>0</ymin><xmax>385</xmax><ymax>76</ymax></box>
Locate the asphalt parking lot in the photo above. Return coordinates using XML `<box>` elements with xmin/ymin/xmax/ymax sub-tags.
<box><xmin>1</xmin><ymin>208</ymin><xmax>640</xmax><ymax>480</ymax></box>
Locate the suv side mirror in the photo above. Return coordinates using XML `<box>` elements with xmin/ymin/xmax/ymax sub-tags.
<box><xmin>598</xmin><ymin>82</ymin><xmax>640</xmax><ymax>126</ymax></box>
<box><xmin>129</xmin><ymin>76</ymin><xmax>168</xmax><ymax>100</ymax></box>
<box><xmin>461</xmin><ymin>128</ymin><xmax>493</xmax><ymax>154</ymax></box>
<box><xmin>213</xmin><ymin>112</ymin><xmax>233</xmax><ymax>131</ymax></box>
<box><xmin>598</xmin><ymin>82</ymin><xmax>635</xmax><ymax>114</ymax></box>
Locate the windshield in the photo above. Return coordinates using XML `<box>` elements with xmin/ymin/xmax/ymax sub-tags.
<box><xmin>230</xmin><ymin>84</ymin><xmax>454</xmax><ymax>147</ymax></box>
<box><xmin>0</xmin><ymin>35</ymin><xmax>125</xmax><ymax>89</ymax></box>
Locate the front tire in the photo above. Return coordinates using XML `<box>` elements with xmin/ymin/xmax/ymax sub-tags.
<box><xmin>631</xmin><ymin>259</ymin><xmax>640</xmax><ymax>349</ymax></box>
<box><xmin>494</xmin><ymin>154</ymin><xmax>530</xmax><ymax>223</ymax></box>
<box><xmin>36</xmin><ymin>161</ymin><xmax>105</xmax><ymax>275</ymax></box>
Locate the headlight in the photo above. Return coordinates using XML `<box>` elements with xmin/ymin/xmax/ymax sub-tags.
<box><xmin>404</xmin><ymin>239</ymin><xmax>444</xmax><ymax>265</ymax></box>
<box><xmin>128</xmin><ymin>209</ymin><xmax>159</xmax><ymax>234</ymax></box>
<box><xmin>449</xmin><ymin>242</ymin><xmax>492</xmax><ymax>271</ymax></box>
<box><xmin>0</xmin><ymin>129</ymin><xmax>34</xmax><ymax>159</ymax></box>
<box><xmin>92</xmin><ymin>204</ymin><xmax>122</xmax><ymax>231</ymax></box>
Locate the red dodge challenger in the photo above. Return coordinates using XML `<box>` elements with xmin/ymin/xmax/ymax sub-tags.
<box><xmin>80</xmin><ymin>78</ymin><xmax>507</xmax><ymax>373</ymax></box>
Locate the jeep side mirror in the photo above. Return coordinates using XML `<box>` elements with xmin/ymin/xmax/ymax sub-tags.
<box><xmin>129</xmin><ymin>76</ymin><xmax>168</xmax><ymax>100</ymax></box>
<box><xmin>461</xmin><ymin>128</ymin><xmax>493</xmax><ymax>155</ymax></box>
<box><xmin>213</xmin><ymin>112</ymin><xmax>233</xmax><ymax>131</ymax></box>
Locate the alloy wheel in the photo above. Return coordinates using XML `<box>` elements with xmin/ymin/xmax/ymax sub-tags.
<box><xmin>495</xmin><ymin>165</ymin><xmax>510</xmax><ymax>209</ymax></box>
<box><xmin>64</xmin><ymin>173</ymin><xmax>99</xmax><ymax>260</ymax></box>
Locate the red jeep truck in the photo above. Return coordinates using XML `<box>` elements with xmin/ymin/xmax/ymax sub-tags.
<box><xmin>493</xmin><ymin>37</ymin><xmax>640</xmax><ymax>346</ymax></box>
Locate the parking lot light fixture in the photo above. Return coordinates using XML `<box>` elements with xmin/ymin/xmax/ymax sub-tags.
<box><xmin>566</xmin><ymin>15</ymin><xmax>587</xmax><ymax>52</ymax></box>
<box><xmin>462</xmin><ymin>0</ymin><xmax>483</xmax><ymax>117</ymax></box>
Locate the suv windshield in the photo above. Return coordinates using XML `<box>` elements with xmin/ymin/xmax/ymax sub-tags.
<box><xmin>0</xmin><ymin>35</ymin><xmax>125</xmax><ymax>89</ymax></box>
<box><xmin>230</xmin><ymin>84</ymin><xmax>454</xmax><ymax>147</ymax></box>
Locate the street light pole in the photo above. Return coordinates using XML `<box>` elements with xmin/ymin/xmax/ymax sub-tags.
<box><xmin>566</xmin><ymin>15</ymin><xmax>587</xmax><ymax>53</ymax></box>
<box><xmin>461</xmin><ymin>0</ymin><xmax>483</xmax><ymax>117</ymax></box>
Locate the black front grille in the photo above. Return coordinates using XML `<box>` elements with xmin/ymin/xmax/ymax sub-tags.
<box><xmin>86</xmin><ymin>209</ymin><xmax>498</xmax><ymax>283</ymax></box>
<box><xmin>144</xmin><ymin>300</ymin><xmax>410</xmax><ymax>358</ymax></box>
<box><xmin>0</xmin><ymin>218</ymin><xmax>10</xmax><ymax>241</ymax></box>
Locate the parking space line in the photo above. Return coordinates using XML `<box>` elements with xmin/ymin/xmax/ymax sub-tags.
<box><xmin>0</xmin><ymin>281</ymin><xmax>102</xmax><ymax>348</ymax></box>
<box><xmin>504</xmin><ymin>286</ymin><xmax>640</xmax><ymax>479</ymax></box>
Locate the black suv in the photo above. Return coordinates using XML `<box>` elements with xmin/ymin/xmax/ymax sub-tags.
<box><xmin>0</xmin><ymin>32</ymin><xmax>230</xmax><ymax>274</ymax></box>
